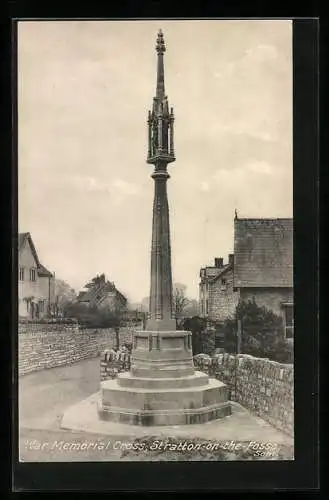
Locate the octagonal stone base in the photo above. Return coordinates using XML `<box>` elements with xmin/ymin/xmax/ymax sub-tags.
<box><xmin>98</xmin><ymin>329</ymin><xmax>231</xmax><ymax>426</ymax></box>
<box><xmin>99</xmin><ymin>374</ymin><xmax>231</xmax><ymax>426</ymax></box>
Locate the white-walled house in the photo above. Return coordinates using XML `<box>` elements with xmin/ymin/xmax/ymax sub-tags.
<box><xmin>18</xmin><ymin>232</ymin><xmax>55</xmax><ymax>319</ymax></box>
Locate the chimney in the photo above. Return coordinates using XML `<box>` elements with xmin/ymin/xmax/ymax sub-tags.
<box><xmin>214</xmin><ymin>257</ymin><xmax>223</xmax><ymax>268</ymax></box>
<box><xmin>228</xmin><ymin>254</ymin><xmax>234</xmax><ymax>266</ymax></box>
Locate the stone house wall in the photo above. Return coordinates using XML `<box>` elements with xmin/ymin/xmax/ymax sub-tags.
<box><xmin>239</xmin><ymin>287</ymin><xmax>294</xmax><ymax>317</ymax></box>
<box><xmin>18</xmin><ymin>239</ymin><xmax>55</xmax><ymax>319</ymax></box>
<box><xmin>209</xmin><ymin>268</ymin><xmax>239</xmax><ymax>322</ymax></box>
<box><xmin>208</xmin><ymin>283</ymin><xmax>293</xmax><ymax>325</ymax></box>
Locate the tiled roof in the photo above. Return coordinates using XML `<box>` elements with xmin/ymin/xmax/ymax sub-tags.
<box><xmin>210</xmin><ymin>264</ymin><xmax>232</xmax><ymax>283</ymax></box>
<box><xmin>233</xmin><ymin>218</ymin><xmax>293</xmax><ymax>288</ymax></box>
<box><xmin>37</xmin><ymin>263</ymin><xmax>53</xmax><ymax>277</ymax></box>
<box><xmin>200</xmin><ymin>263</ymin><xmax>232</xmax><ymax>282</ymax></box>
<box><xmin>205</xmin><ymin>267</ymin><xmax>222</xmax><ymax>278</ymax></box>
<box><xmin>200</xmin><ymin>267</ymin><xmax>221</xmax><ymax>280</ymax></box>
<box><xmin>77</xmin><ymin>280</ymin><xmax>126</xmax><ymax>304</ymax></box>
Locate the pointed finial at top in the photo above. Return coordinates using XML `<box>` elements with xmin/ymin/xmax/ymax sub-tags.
<box><xmin>234</xmin><ymin>208</ymin><xmax>238</xmax><ymax>220</ymax></box>
<box><xmin>156</xmin><ymin>29</ymin><xmax>166</xmax><ymax>54</ymax></box>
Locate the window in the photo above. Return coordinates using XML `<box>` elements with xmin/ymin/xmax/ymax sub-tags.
<box><xmin>30</xmin><ymin>268</ymin><xmax>36</xmax><ymax>281</ymax></box>
<box><xmin>39</xmin><ymin>300</ymin><xmax>44</xmax><ymax>313</ymax></box>
<box><xmin>221</xmin><ymin>278</ymin><xmax>227</xmax><ymax>291</ymax></box>
<box><xmin>19</xmin><ymin>267</ymin><xmax>25</xmax><ymax>281</ymax></box>
<box><xmin>283</xmin><ymin>304</ymin><xmax>294</xmax><ymax>339</ymax></box>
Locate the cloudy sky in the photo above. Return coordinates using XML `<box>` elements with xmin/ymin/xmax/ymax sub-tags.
<box><xmin>18</xmin><ymin>20</ymin><xmax>292</xmax><ymax>303</ymax></box>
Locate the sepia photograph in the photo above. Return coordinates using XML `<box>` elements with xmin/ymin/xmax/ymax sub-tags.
<box><xmin>17</xmin><ymin>19</ymin><xmax>294</xmax><ymax>463</ymax></box>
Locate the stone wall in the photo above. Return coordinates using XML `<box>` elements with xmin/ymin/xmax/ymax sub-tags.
<box><xmin>18</xmin><ymin>323</ymin><xmax>133</xmax><ymax>376</ymax></box>
<box><xmin>100</xmin><ymin>349</ymin><xmax>131</xmax><ymax>381</ymax></box>
<box><xmin>194</xmin><ymin>352</ymin><xmax>294</xmax><ymax>437</ymax></box>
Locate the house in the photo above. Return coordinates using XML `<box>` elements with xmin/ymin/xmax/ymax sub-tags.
<box><xmin>199</xmin><ymin>216</ymin><xmax>294</xmax><ymax>339</ymax></box>
<box><xmin>18</xmin><ymin>232</ymin><xmax>55</xmax><ymax>319</ymax></box>
<box><xmin>199</xmin><ymin>254</ymin><xmax>237</xmax><ymax>322</ymax></box>
<box><xmin>77</xmin><ymin>274</ymin><xmax>127</xmax><ymax>314</ymax></box>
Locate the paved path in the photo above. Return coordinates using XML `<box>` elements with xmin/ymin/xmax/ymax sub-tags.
<box><xmin>19</xmin><ymin>357</ymin><xmax>100</xmax><ymax>430</ymax></box>
<box><xmin>19</xmin><ymin>357</ymin><xmax>126</xmax><ymax>461</ymax></box>
<box><xmin>19</xmin><ymin>358</ymin><xmax>294</xmax><ymax>462</ymax></box>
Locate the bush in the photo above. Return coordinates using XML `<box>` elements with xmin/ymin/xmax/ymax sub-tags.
<box><xmin>200</xmin><ymin>328</ymin><xmax>216</xmax><ymax>356</ymax></box>
<box><xmin>64</xmin><ymin>302</ymin><xmax>122</xmax><ymax>329</ymax></box>
<box><xmin>223</xmin><ymin>299</ymin><xmax>292</xmax><ymax>363</ymax></box>
<box><xmin>183</xmin><ymin>316</ymin><xmax>205</xmax><ymax>355</ymax></box>
<box><xmin>183</xmin><ymin>316</ymin><xmax>216</xmax><ymax>356</ymax></box>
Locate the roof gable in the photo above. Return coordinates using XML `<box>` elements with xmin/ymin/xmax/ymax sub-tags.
<box><xmin>210</xmin><ymin>264</ymin><xmax>232</xmax><ymax>283</ymax></box>
<box><xmin>233</xmin><ymin>218</ymin><xmax>293</xmax><ymax>288</ymax></box>
<box><xmin>18</xmin><ymin>232</ymin><xmax>53</xmax><ymax>277</ymax></box>
<box><xmin>200</xmin><ymin>267</ymin><xmax>222</xmax><ymax>280</ymax></box>
<box><xmin>19</xmin><ymin>232</ymin><xmax>40</xmax><ymax>267</ymax></box>
<box><xmin>77</xmin><ymin>279</ymin><xmax>127</xmax><ymax>305</ymax></box>
<box><xmin>37</xmin><ymin>263</ymin><xmax>53</xmax><ymax>277</ymax></box>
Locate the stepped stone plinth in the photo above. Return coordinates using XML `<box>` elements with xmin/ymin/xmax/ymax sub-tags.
<box><xmin>98</xmin><ymin>329</ymin><xmax>231</xmax><ymax>426</ymax></box>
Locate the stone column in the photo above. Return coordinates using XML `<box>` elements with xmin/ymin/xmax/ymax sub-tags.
<box><xmin>147</xmin><ymin>166</ymin><xmax>176</xmax><ymax>331</ymax></box>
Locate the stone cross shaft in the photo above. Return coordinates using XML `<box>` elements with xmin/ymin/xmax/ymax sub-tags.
<box><xmin>147</xmin><ymin>29</ymin><xmax>176</xmax><ymax>331</ymax></box>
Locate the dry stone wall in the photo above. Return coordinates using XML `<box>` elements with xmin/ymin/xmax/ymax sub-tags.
<box><xmin>194</xmin><ymin>352</ymin><xmax>294</xmax><ymax>437</ymax></box>
<box><xmin>100</xmin><ymin>349</ymin><xmax>131</xmax><ymax>381</ymax></box>
<box><xmin>18</xmin><ymin>323</ymin><xmax>133</xmax><ymax>376</ymax></box>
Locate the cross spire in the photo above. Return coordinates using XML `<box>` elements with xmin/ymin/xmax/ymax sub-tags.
<box><xmin>147</xmin><ymin>30</ymin><xmax>175</xmax><ymax>164</ymax></box>
<box><xmin>156</xmin><ymin>29</ymin><xmax>166</xmax><ymax>100</ymax></box>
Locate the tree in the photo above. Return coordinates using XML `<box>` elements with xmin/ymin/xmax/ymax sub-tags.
<box><xmin>183</xmin><ymin>299</ymin><xmax>199</xmax><ymax>318</ymax></box>
<box><xmin>63</xmin><ymin>301</ymin><xmax>122</xmax><ymax>330</ymax></box>
<box><xmin>53</xmin><ymin>279</ymin><xmax>76</xmax><ymax>317</ymax></box>
<box><xmin>85</xmin><ymin>273</ymin><xmax>106</xmax><ymax>288</ymax></box>
<box><xmin>141</xmin><ymin>297</ymin><xmax>150</xmax><ymax>313</ymax></box>
<box><xmin>173</xmin><ymin>283</ymin><xmax>190</xmax><ymax>325</ymax></box>
<box><xmin>223</xmin><ymin>299</ymin><xmax>293</xmax><ymax>363</ymax></box>
<box><xmin>183</xmin><ymin>316</ymin><xmax>207</xmax><ymax>355</ymax></box>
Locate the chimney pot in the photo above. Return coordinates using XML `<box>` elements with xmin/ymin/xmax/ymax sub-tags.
<box><xmin>214</xmin><ymin>257</ymin><xmax>223</xmax><ymax>268</ymax></box>
<box><xmin>228</xmin><ymin>254</ymin><xmax>234</xmax><ymax>266</ymax></box>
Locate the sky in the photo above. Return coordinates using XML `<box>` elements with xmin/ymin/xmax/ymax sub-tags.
<box><xmin>18</xmin><ymin>20</ymin><xmax>293</xmax><ymax>303</ymax></box>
